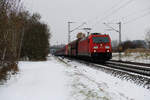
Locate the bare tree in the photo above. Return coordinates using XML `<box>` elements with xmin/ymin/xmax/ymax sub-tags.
<box><xmin>0</xmin><ymin>0</ymin><xmax>23</xmax><ymax>65</ymax></box>
<box><xmin>145</xmin><ymin>29</ymin><xmax>150</xmax><ymax>49</ymax></box>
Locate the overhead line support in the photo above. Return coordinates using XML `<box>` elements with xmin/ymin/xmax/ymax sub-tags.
<box><xmin>68</xmin><ymin>22</ymin><xmax>86</xmax><ymax>43</ymax></box>
<box><xmin>104</xmin><ymin>22</ymin><xmax>122</xmax><ymax>61</ymax></box>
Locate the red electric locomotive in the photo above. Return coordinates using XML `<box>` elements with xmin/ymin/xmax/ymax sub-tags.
<box><xmin>78</xmin><ymin>33</ymin><xmax>112</xmax><ymax>60</ymax></box>
<box><xmin>55</xmin><ymin>33</ymin><xmax>112</xmax><ymax>61</ymax></box>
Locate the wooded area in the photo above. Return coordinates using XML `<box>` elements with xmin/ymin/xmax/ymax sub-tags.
<box><xmin>0</xmin><ymin>0</ymin><xmax>50</xmax><ymax>82</ymax></box>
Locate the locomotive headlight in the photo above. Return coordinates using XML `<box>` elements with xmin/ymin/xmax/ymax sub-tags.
<box><xmin>107</xmin><ymin>50</ymin><xmax>110</xmax><ymax>52</ymax></box>
<box><xmin>105</xmin><ymin>46</ymin><xmax>110</xmax><ymax>49</ymax></box>
<box><xmin>93</xmin><ymin>46</ymin><xmax>98</xmax><ymax>49</ymax></box>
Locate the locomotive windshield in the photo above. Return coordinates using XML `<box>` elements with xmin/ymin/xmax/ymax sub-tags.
<box><xmin>92</xmin><ymin>37</ymin><xmax>109</xmax><ymax>43</ymax></box>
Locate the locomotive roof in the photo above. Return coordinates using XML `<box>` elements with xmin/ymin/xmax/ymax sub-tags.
<box><xmin>89</xmin><ymin>33</ymin><xmax>109</xmax><ymax>37</ymax></box>
<box><xmin>90</xmin><ymin>33</ymin><xmax>108</xmax><ymax>36</ymax></box>
<box><xmin>91</xmin><ymin>33</ymin><xmax>102</xmax><ymax>35</ymax></box>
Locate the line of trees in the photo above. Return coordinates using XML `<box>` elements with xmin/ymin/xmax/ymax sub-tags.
<box><xmin>0</xmin><ymin>0</ymin><xmax>50</xmax><ymax>81</ymax></box>
<box><xmin>0</xmin><ymin>0</ymin><xmax>24</xmax><ymax>66</ymax></box>
<box><xmin>112</xmin><ymin>40</ymin><xmax>148</xmax><ymax>52</ymax></box>
<box><xmin>20</xmin><ymin>13</ymin><xmax>50</xmax><ymax>61</ymax></box>
<box><xmin>111</xmin><ymin>30</ymin><xmax>150</xmax><ymax>52</ymax></box>
<box><xmin>0</xmin><ymin>0</ymin><xmax>24</xmax><ymax>81</ymax></box>
<box><xmin>0</xmin><ymin>0</ymin><xmax>50</xmax><ymax>63</ymax></box>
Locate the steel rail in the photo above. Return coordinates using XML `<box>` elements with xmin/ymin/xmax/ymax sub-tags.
<box><xmin>109</xmin><ymin>59</ymin><xmax>150</xmax><ymax>67</ymax></box>
<box><xmin>106</xmin><ymin>61</ymin><xmax>150</xmax><ymax>71</ymax></box>
<box><xmin>103</xmin><ymin>62</ymin><xmax>150</xmax><ymax>77</ymax></box>
<box><xmin>84</xmin><ymin>60</ymin><xmax>150</xmax><ymax>78</ymax></box>
<box><xmin>57</xmin><ymin>56</ymin><xmax>150</xmax><ymax>78</ymax></box>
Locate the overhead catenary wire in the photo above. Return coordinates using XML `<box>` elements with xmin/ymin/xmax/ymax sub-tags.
<box><xmin>91</xmin><ymin>0</ymin><xmax>134</xmax><ymax>28</ymax></box>
<box><xmin>109</xmin><ymin>7</ymin><xmax>150</xmax><ymax>23</ymax></box>
<box><xmin>100</xmin><ymin>0</ymin><xmax>134</xmax><ymax>21</ymax></box>
<box><xmin>70</xmin><ymin>22</ymin><xmax>86</xmax><ymax>32</ymax></box>
<box><xmin>86</xmin><ymin>0</ymin><xmax>125</xmax><ymax>27</ymax></box>
<box><xmin>124</xmin><ymin>10</ymin><xmax>150</xmax><ymax>24</ymax></box>
<box><xmin>88</xmin><ymin>0</ymin><xmax>123</xmax><ymax>22</ymax></box>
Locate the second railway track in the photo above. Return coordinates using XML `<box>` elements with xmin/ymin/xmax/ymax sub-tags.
<box><xmin>104</xmin><ymin>60</ymin><xmax>150</xmax><ymax>77</ymax></box>
<box><xmin>57</xmin><ymin>56</ymin><xmax>150</xmax><ymax>89</ymax></box>
<box><xmin>62</xmin><ymin>57</ymin><xmax>150</xmax><ymax>78</ymax></box>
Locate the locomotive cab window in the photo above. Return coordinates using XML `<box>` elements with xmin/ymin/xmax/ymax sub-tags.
<box><xmin>92</xmin><ymin>37</ymin><xmax>109</xmax><ymax>43</ymax></box>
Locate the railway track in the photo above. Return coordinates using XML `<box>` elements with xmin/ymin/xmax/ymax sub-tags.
<box><xmin>103</xmin><ymin>60</ymin><xmax>150</xmax><ymax>77</ymax></box>
<box><xmin>57</xmin><ymin>56</ymin><xmax>150</xmax><ymax>89</ymax></box>
<box><xmin>61</xmin><ymin>57</ymin><xmax>150</xmax><ymax>78</ymax></box>
<box><xmin>109</xmin><ymin>60</ymin><xmax>150</xmax><ymax>67</ymax></box>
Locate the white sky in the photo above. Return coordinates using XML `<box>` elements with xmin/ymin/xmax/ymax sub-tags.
<box><xmin>22</xmin><ymin>0</ymin><xmax>150</xmax><ymax>45</ymax></box>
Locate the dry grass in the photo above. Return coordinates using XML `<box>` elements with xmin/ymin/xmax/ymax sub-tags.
<box><xmin>124</xmin><ymin>48</ymin><xmax>150</xmax><ymax>59</ymax></box>
<box><xmin>0</xmin><ymin>63</ymin><xmax>19</xmax><ymax>83</ymax></box>
<box><xmin>125</xmin><ymin>48</ymin><xmax>150</xmax><ymax>54</ymax></box>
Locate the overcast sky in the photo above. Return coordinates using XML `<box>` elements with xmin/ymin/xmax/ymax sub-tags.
<box><xmin>22</xmin><ymin>0</ymin><xmax>150</xmax><ymax>45</ymax></box>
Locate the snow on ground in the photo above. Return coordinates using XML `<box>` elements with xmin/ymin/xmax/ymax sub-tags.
<box><xmin>112</xmin><ymin>53</ymin><xmax>150</xmax><ymax>63</ymax></box>
<box><xmin>0</xmin><ymin>57</ymin><xmax>69</xmax><ymax>100</ymax></box>
<box><xmin>63</xmin><ymin>58</ymin><xmax>150</xmax><ymax>100</ymax></box>
<box><xmin>0</xmin><ymin>55</ymin><xmax>150</xmax><ymax>100</ymax></box>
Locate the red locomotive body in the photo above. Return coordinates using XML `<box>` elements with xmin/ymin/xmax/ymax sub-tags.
<box><xmin>78</xmin><ymin>33</ymin><xmax>112</xmax><ymax>60</ymax></box>
<box><xmin>55</xmin><ymin>33</ymin><xmax>112</xmax><ymax>61</ymax></box>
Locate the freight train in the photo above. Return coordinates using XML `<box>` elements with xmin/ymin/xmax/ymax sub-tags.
<box><xmin>54</xmin><ymin>33</ymin><xmax>112</xmax><ymax>61</ymax></box>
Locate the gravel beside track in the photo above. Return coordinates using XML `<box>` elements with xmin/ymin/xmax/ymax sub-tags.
<box><xmin>57</xmin><ymin>56</ymin><xmax>150</xmax><ymax>89</ymax></box>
